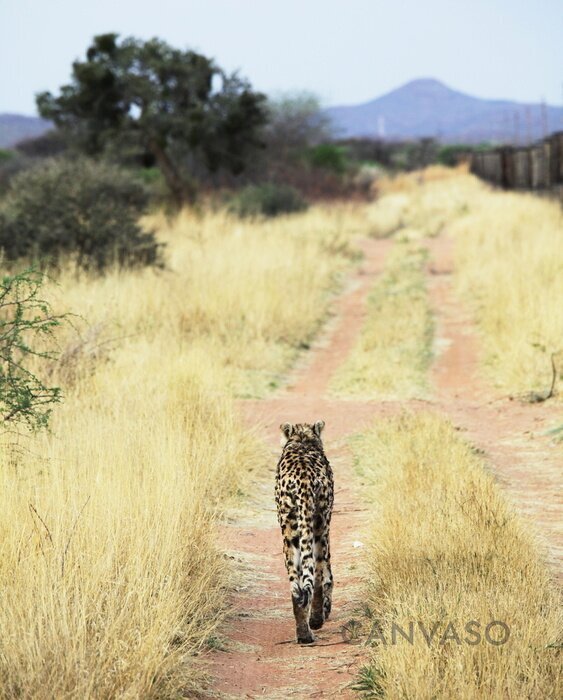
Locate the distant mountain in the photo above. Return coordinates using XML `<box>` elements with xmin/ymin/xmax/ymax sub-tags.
<box><xmin>325</xmin><ymin>79</ymin><xmax>563</xmax><ymax>143</ymax></box>
<box><xmin>4</xmin><ymin>81</ymin><xmax>563</xmax><ymax>148</ymax></box>
<box><xmin>0</xmin><ymin>114</ymin><xmax>52</xmax><ymax>148</ymax></box>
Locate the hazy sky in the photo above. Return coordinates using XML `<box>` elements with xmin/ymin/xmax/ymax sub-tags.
<box><xmin>1</xmin><ymin>0</ymin><xmax>561</xmax><ymax>115</ymax></box>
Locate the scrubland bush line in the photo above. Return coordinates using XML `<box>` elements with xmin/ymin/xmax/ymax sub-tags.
<box><xmin>0</xmin><ymin>159</ymin><xmax>160</xmax><ymax>271</ymax></box>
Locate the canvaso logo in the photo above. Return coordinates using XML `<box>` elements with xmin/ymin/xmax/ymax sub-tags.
<box><xmin>342</xmin><ymin>620</ymin><xmax>511</xmax><ymax>646</ymax></box>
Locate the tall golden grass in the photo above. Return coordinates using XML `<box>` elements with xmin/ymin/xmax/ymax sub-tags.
<box><xmin>368</xmin><ymin>165</ymin><xmax>478</xmax><ymax>239</ymax></box>
<box><xmin>51</xmin><ymin>206</ymin><xmax>362</xmax><ymax>397</ymax></box>
<box><xmin>451</xmin><ymin>189</ymin><xmax>563</xmax><ymax>396</ymax></box>
<box><xmin>372</xmin><ymin>167</ymin><xmax>563</xmax><ymax>397</ymax></box>
<box><xmin>331</xmin><ymin>242</ymin><xmax>433</xmax><ymax>398</ymax></box>
<box><xmin>353</xmin><ymin>413</ymin><xmax>561</xmax><ymax>699</ymax></box>
<box><xmin>0</xmin><ymin>358</ymin><xmax>260</xmax><ymax>698</ymax></box>
<box><xmin>0</xmin><ymin>204</ymin><xmax>362</xmax><ymax>698</ymax></box>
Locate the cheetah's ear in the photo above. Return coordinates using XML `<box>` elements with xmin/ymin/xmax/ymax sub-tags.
<box><xmin>313</xmin><ymin>420</ymin><xmax>325</xmax><ymax>437</ymax></box>
<box><xmin>280</xmin><ymin>423</ymin><xmax>294</xmax><ymax>439</ymax></box>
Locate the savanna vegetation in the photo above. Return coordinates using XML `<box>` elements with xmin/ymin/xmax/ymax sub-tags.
<box><xmin>353</xmin><ymin>413</ymin><xmax>561</xmax><ymax>699</ymax></box>
<box><xmin>0</xmin><ymin>159</ymin><xmax>160</xmax><ymax>271</ymax></box>
<box><xmin>452</xmin><ymin>190</ymin><xmax>563</xmax><ymax>398</ymax></box>
<box><xmin>1</xmin><ymin>25</ymin><xmax>560</xmax><ymax>699</ymax></box>
<box><xmin>331</xmin><ymin>242</ymin><xmax>432</xmax><ymax>398</ymax></box>
<box><xmin>366</xmin><ymin>166</ymin><xmax>563</xmax><ymax>399</ymax></box>
<box><xmin>2</xmin><ymin>157</ymin><xmax>560</xmax><ymax>696</ymax></box>
<box><xmin>343</xmin><ymin>167</ymin><xmax>562</xmax><ymax>695</ymax></box>
<box><xmin>0</xmin><ymin>36</ymin><xmax>376</xmax><ymax>693</ymax></box>
<box><xmin>0</xmin><ymin>202</ymin><xmax>368</xmax><ymax>698</ymax></box>
<box><xmin>36</xmin><ymin>33</ymin><xmax>268</xmax><ymax>206</ymax></box>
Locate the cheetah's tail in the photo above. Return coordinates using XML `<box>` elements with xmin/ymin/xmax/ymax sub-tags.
<box><xmin>293</xmin><ymin>495</ymin><xmax>315</xmax><ymax>609</ymax></box>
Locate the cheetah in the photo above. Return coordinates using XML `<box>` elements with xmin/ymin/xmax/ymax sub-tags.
<box><xmin>275</xmin><ymin>421</ymin><xmax>334</xmax><ymax>644</ymax></box>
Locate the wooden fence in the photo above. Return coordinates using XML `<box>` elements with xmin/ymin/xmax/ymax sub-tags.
<box><xmin>470</xmin><ymin>131</ymin><xmax>563</xmax><ymax>191</ymax></box>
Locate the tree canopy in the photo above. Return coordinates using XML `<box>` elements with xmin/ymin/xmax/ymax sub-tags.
<box><xmin>265</xmin><ymin>92</ymin><xmax>330</xmax><ymax>156</ymax></box>
<box><xmin>37</xmin><ymin>34</ymin><xmax>268</xmax><ymax>203</ymax></box>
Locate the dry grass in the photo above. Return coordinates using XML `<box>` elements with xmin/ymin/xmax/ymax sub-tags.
<box><xmin>331</xmin><ymin>242</ymin><xmax>433</xmax><ymax>398</ymax></box>
<box><xmin>451</xmin><ymin>189</ymin><xmax>563</xmax><ymax>397</ymax></box>
<box><xmin>0</xmin><ymin>358</ymin><xmax>260</xmax><ymax>698</ymax></box>
<box><xmin>49</xmin><ymin>205</ymin><xmax>364</xmax><ymax>397</ymax></box>
<box><xmin>353</xmin><ymin>413</ymin><xmax>561</xmax><ymax>699</ymax></box>
<box><xmin>0</xmin><ymin>203</ymin><xmax>363</xmax><ymax>698</ymax></box>
<box><xmin>376</xmin><ymin>163</ymin><xmax>470</xmax><ymax>195</ymax></box>
<box><xmin>369</xmin><ymin>165</ymin><xmax>477</xmax><ymax>239</ymax></box>
<box><xmin>372</xmin><ymin>167</ymin><xmax>563</xmax><ymax>398</ymax></box>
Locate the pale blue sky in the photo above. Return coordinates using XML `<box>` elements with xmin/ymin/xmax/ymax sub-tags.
<box><xmin>1</xmin><ymin>0</ymin><xmax>561</xmax><ymax>114</ymax></box>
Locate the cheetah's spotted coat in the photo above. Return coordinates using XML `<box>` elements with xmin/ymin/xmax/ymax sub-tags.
<box><xmin>275</xmin><ymin>421</ymin><xmax>334</xmax><ymax>643</ymax></box>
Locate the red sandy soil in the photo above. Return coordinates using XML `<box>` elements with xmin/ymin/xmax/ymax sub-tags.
<box><xmin>203</xmin><ymin>234</ymin><xmax>562</xmax><ymax>699</ymax></box>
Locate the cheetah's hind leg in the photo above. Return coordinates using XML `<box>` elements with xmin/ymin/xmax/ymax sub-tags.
<box><xmin>281</xmin><ymin>515</ymin><xmax>315</xmax><ymax>643</ymax></box>
<box><xmin>310</xmin><ymin>524</ymin><xmax>330</xmax><ymax>630</ymax></box>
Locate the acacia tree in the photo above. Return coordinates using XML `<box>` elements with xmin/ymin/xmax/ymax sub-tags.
<box><xmin>1</xmin><ymin>270</ymin><xmax>66</xmax><ymax>433</ymax></box>
<box><xmin>37</xmin><ymin>34</ymin><xmax>268</xmax><ymax>204</ymax></box>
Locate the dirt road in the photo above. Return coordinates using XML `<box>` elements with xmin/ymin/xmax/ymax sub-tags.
<box><xmin>205</xmin><ymin>234</ymin><xmax>562</xmax><ymax>699</ymax></box>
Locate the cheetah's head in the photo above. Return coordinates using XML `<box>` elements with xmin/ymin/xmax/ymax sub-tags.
<box><xmin>279</xmin><ymin>421</ymin><xmax>325</xmax><ymax>448</ymax></box>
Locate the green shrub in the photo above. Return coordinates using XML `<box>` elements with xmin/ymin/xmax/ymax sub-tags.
<box><xmin>0</xmin><ymin>149</ymin><xmax>15</xmax><ymax>164</ymax></box>
<box><xmin>1</xmin><ymin>269</ymin><xmax>67</xmax><ymax>433</ymax></box>
<box><xmin>0</xmin><ymin>159</ymin><xmax>161</xmax><ymax>271</ymax></box>
<box><xmin>437</xmin><ymin>144</ymin><xmax>473</xmax><ymax>167</ymax></box>
<box><xmin>15</xmin><ymin>130</ymin><xmax>68</xmax><ymax>159</ymax></box>
<box><xmin>229</xmin><ymin>183</ymin><xmax>307</xmax><ymax>218</ymax></box>
<box><xmin>0</xmin><ymin>153</ymin><xmax>32</xmax><ymax>196</ymax></box>
<box><xmin>306</xmin><ymin>144</ymin><xmax>349</xmax><ymax>174</ymax></box>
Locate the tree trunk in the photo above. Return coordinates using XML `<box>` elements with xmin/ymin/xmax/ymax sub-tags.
<box><xmin>147</xmin><ymin>138</ymin><xmax>197</xmax><ymax>206</ymax></box>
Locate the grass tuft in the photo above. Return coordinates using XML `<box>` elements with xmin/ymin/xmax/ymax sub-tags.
<box><xmin>451</xmin><ymin>189</ymin><xmax>563</xmax><ymax>397</ymax></box>
<box><xmin>353</xmin><ymin>413</ymin><xmax>561</xmax><ymax>699</ymax></box>
<box><xmin>331</xmin><ymin>242</ymin><xmax>433</xmax><ymax>398</ymax></box>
